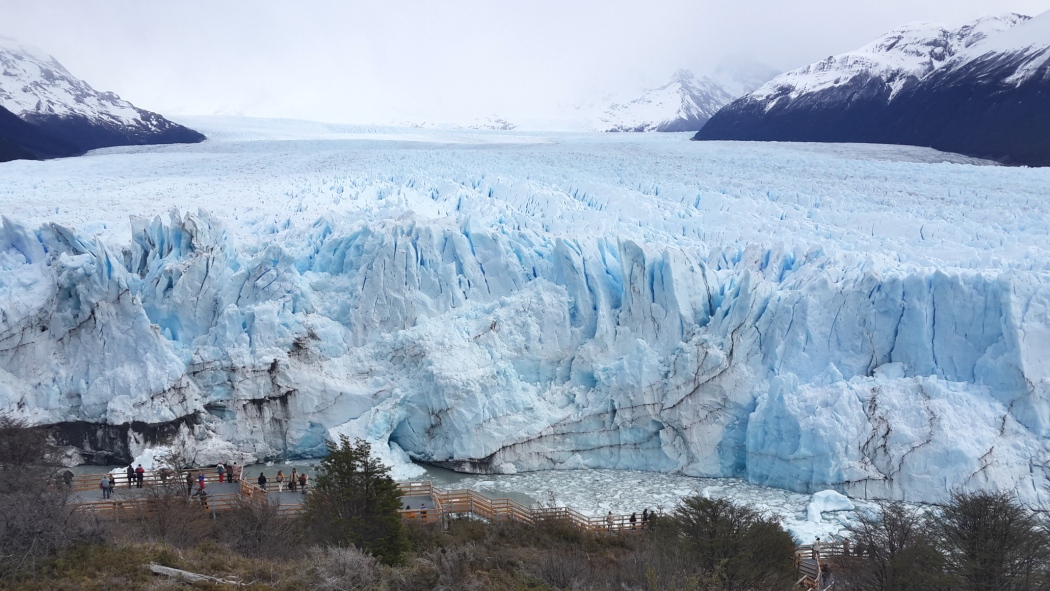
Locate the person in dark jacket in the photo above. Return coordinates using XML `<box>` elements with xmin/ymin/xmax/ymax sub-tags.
<box><xmin>186</xmin><ymin>472</ymin><xmax>195</xmax><ymax>496</ymax></box>
<box><xmin>126</xmin><ymin>465</ymin><xmax>136</xmax><ymax>488</ymax></box>
<box><xmin>135</xmin><ymin>464</ymin><xmax>145</xmax><ymax>488</ymax></box>
<box><xmin>257</xmin><ymin>472</ymin><xmax>267</xmax><ymax>490</ymax></box>
<box><xmin>629</xmin><ymin>512</ymin><xmax>637</xmax><ymax>530</ymax></box>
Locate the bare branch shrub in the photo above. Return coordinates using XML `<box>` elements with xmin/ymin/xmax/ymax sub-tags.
<box><xmin>307</xmin><ymin>546</ymin><xmax>384</xmax><ymax>591</ymax></box>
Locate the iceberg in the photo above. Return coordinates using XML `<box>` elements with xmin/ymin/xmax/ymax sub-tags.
<box><xmin>0</xmin><ymin>123</ymin><xmax>1047</xmax><ymax>506</ymax></box>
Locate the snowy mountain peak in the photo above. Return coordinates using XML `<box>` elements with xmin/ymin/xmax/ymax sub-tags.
<box><xmin>0</xmin><ymin>37</ymin><xmax>148</xmax><ymax>123</ymax></box>
<box><xmin>696</xmin><ymin>11</ymin><xmax>1050</xmax><ymax>167</ymax></box>
<box><xmin>750</xmin><ymin>14</ymin><xmax>1029</xmax><ymax>104</ymax></box>
<box><xmin>0</xmin><ymin>35</ymin><xmax>204</xmax><ymax>160</ymax></box>
<box><xmin>599</xmin><ymin>61</ymin><xmax>776</xmax><ymax>133</ymax></box>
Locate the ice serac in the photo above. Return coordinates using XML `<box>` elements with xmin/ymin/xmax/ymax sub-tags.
<box><xmin>1</xmin><ymin>195</ymin><xmax>1047</xmax><ymax>504</ymax></box>
<box><xmin>0</xmin><ymin>36</ymin><xmax>205</xmax><ymax>161</ymax></box>
<box><xmin>695</xmin><ymin>13</ymin><xmax>1050</xmax><ymax>166</ymax></box>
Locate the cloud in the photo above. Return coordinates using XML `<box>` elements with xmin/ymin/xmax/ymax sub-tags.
<box><xmin>3</xmin><ymin>0</ymin><xmax>1049</xmax><ymax>126</ymax></box>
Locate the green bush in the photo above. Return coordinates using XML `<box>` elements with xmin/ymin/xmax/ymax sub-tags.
<box><xmin>302</xmin><ymin>436</ymin><xmax>409</xmax><ymax>565</ymax></box>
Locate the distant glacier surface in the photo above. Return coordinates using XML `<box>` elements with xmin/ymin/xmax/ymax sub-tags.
<box><xmin>1</xmin><ymin>118</ymin><xmax>1048</xmax><ymax>506</ymax></box>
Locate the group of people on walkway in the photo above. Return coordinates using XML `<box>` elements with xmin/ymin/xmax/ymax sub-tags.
<box><xmin>256</xmin><ymin>468</ymin><xmax>308</xmax><ymax>494</ymax></box>
<box><xmin>605</xmin><ymin>508</ymin><xmax>653</xmax><ymax>530</ymax></box>
<box><xmin>99</xmin><ymin>462</ymin><xmax>313</xmax><ymax>499</ymax></box>
<box><xmin>123</xmin><ymin>464</ymin><xmax>146</xmax><ymax>488</ymax></box>
<box><xmin>215</xmin><ymin>462</ymin><xmax>242</xmax><ymax>483</ymax></box>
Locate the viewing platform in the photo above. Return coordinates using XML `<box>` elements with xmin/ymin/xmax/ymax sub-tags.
<box><xmin>68</xmin><ymin>472</ymin><xmax>648</xmax><ymax>533</ymax></box>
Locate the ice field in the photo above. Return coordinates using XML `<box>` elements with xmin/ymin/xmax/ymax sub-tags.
<box><xmin>1</xmin><ymin>117</ymin><xmax>1048</xmax><ymax>509</ymax></box>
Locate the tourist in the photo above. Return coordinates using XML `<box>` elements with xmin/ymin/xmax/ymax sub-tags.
<box><xmin>257</xmin><ymin>472</ymin><xmax>267</xmax><ymax>491</ymax></box>
<box><xmin>135</xmin><ymin>464</ymin><xmax>145</xmax><ymax>488</ymax></box>
<box><xmin>420</xmin><ymin>503</ymin><xmax>427</xmax><ymax>521</ymax></box>
<box><xmin>100</xmin><ymin>475</ymin><xmax>112</xmax><ymax>499</ymax></box>
<box><xmin>275</xmin><ymin>469</ymin><xmax>285</xmax><ymax>492</ymax></box>
<box><xmin>198</xmin><ymin>472</ymin><xmax>206</xmax><ymax>491</ymax></box>
<box><xmin>842</xmin><ymin>538</ymin><xmax>851</xmax><ymax>556</ymax></box>
<box><xmin>108</xmin><ymin>473</ymin><xmax>116</xmax><ymax>492</ymax></box>
<box><xmin>298</xmin><ymin>472</ymin><xmax>307</xmax><ymax>493</ymax></box>
<box><xmin>289</xmin><ymin>468</ymin><xmax>298</xmax><ymax>492</ymax></box>
<box><xmin>606</xmin><ymin>511</ymin><xmax>614</xmax><ymax>531</ymax></box>
<box><xmin>217</xmin><ymin>462</ymin><xmax>226</xmax><ymax>483</ymax></box>
<box><xmin>126</xmin><ymin>465</ymin><xmax>135</xmax><ymax>488</ymax></box>
<box><xmin>641</xmin><ymin>508</ymin><xmax>649</xmax><ymax>527</ymax></box>
<box><xmin>186</xmin><ymin>472</ymin><xmax>195</xmax><ymax>496</ymax></box>
<box><xmin>629</xmin><ymin>512</ymin><xmax>637</xmax><ymax>530</ymax></box>
<box><xmin>193</xmin><ymin>486</ymin><xmax>209</xmax><ymax>509</ymax></box>
<box><xmin>229</xmin><ymin>462</ymin><xmax>238</xmax><ymax>483</ymax></box>
<box><xmin>812</xmin><ymin>537</ymin><xmax>821</xmax><ymax>559</ymax></box>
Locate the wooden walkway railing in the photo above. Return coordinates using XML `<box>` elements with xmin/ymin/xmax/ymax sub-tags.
<box><xmin>396</xmin><ymin>481</ymin><xmax>648</xmax><ymax>534</ymax></box>
<box><xmin>71</xmin><ymin>473</ymin><xmax>650</xmax><ymax>535</ymax></box>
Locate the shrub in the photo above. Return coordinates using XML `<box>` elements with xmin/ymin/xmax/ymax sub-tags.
<box><xmin>302</xmin><ymin>436</ymin><xmax>409</xmax><ymax>565</ymax></box>
<box><xmin>839</xmin><ymin>500</ymin><xmax>945</xmax><ymax>591</ymax></box>
<box><xmin>934</xmin><ymin>491</ymin><xmax>1050</xmax><ymax>591</ymax></box>
<box><xmin>0</xmin><ymin>415</ymin><xmax>98</xmax><ymax>578</ymax></box>
<box><xmin>667</xmin><ymin>495</ymin><xmax>796</xmax><ymax>591</ymax></box>
<box><xmin>307</xmin><ymin>546</ymin><xmax>384</xmax><ymax>591</ymax></box>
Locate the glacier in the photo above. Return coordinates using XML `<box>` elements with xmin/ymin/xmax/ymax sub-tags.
<box><xmin>0</xmin><ymin>119</ymin><xmax>1048</xmax><ymax>505</ymax></box>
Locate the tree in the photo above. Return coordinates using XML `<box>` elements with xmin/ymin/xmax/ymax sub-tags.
<box><xmin>934</xmin><ymin>491</ymin><xmax>1050</xmax><ymax>591</ymax></box>
<box><xmin>668</xmin><ymin>495</ymin><xmax>796</xmax><ymax>591</ymax></box>
<box><xmin>0</xmin><ymin>415</ymin><xmax>91</xmax><ymax>578</ymax></box>
<box><xmin>839</xmin><ymin>500</ymin><xmax>946</xmax><ymax>591</ymax></box>
<box><xmin>303</xmin><ymin>436</ymin><xmax>409</xmax><ymax>565</ymax></box>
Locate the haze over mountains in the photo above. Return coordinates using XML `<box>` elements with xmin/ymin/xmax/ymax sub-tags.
<box><xmin>0</xmin><ymin>37</ymin><xmax>204</xmax><ymax>162</ymax></box>
<box><xmin>695</xmin><ymin>12</ymin><xmax>1050</xmax><ymax>166</ymax></box>
<box><xmin>598</xmin><ymin>58</ymin><xmax>779</xmax><ymax>132</ymax></box>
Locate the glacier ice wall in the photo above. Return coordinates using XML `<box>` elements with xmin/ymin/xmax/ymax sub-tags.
<box><xmin>1</xmin><ymin>205</ymin><xmax>1047</xmax><ymax>503</ymax></box>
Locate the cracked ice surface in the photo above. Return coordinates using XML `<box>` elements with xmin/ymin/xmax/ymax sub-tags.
<box><xmin>0</xmin><ymin>117</ymin><xmax>1048</xmax><ymax>504</ymax></box>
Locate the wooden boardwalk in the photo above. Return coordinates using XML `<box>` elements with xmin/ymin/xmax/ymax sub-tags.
<box><xmin>69</xmin><ymin>472</ymin><xmax>648</xmax><ymax>534</ymax></box>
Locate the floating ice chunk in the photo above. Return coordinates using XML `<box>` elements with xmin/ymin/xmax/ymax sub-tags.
<box><xmin>806</xmin><ymin>490</ymin><xmax>855</xmax><ymax>522</ymax></box>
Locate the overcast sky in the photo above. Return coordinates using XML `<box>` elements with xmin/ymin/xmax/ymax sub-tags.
<box><xmin>4</xmin><ymin>1</ymin><xmax>1050</xmax><ymax>127</ymax></box>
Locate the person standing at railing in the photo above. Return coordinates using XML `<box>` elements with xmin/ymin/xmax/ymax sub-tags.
<box><xmin>298</xmin><ymin>472</ymin><xmax>307</xmax><ymax>494</ymax></box>
<box><xmin>257</xmin><ymin>472</ymin><xmax>267</xmax><ymax>491</ymax></box>
<box><xmin>126</xmin><ymin>465</ymin><xmax>135</xmax><ymax>489</ymax></box>
<box><xmin>100</xmin><ymin>476</ymin><xmax>112</xmax><ymax>499</ymax></box>
<box><xmin>812</xmin><ymin>537</ymin><xmax>821</xmax><ymax>560</ymax></box>
<box><xmin>228</xmin><ymin>462</ymin><xmax>238</xmax><ymax>483</ymax></box>
<box><xmin>186</xmin><ymin>472</ymin><xmax>195</xmax><ymax>496</ymax></box>
<box><xmin>135</xmin><ymin>464</ymin><xmax>145</xmax><ymax>488</ymax></box>
<box><xmin>629</xmin><ymin>512</ymin><xmax>637</xmax><ymax>530</ymax></box>
<box><xmin>289</xmin><ymin>468</ymin><xmax>298</xmax><ymax>492</ymax></box>
<box><xmin>606</xmin><ymin>511</ymin><xmax>614</xmax><ymax>531</ymax></box>
<box><xmin>108</xmin><ymin>473</ymin><xmax>116</xmax><ymax>493</ymax></box>
<box><xmin>641</xmin><ymin>508</ymin><xmax>649</xmax><ymax>528</ymax></box>
<box><xmin>217</xmin><ymin>462</ymin><xmax>226</xmax><ymax>484</ymax></box>
<box><xmin>275</xmin><ymin>470</ymin><xmax>285</xmax><ymax>493</ymax></box>
<box><xmin>198</xmin><ymin>472</ymin><xmax>206</xmax><ymax>491</ymax></box>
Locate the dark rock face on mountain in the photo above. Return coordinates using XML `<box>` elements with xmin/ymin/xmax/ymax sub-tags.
<box><xmin>694</xmin><ymin>13</ymin><xmax>1050</xmax><ymax>167</ymax></box>
<box><xmin>0</xmin><ymin>37</ymin><xmax>204</xmax><ymax>162</ymax></box>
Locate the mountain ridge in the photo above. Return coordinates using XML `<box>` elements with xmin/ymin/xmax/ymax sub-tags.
<box><xmin>694</xmin><ymin>12</ymin><xmax>1050</xmax><ymax>166</ymax></box>
<box><xmin>0</xmin><ymin>36</ymin><xmax>205</xmax><ymax>162</ymax></box>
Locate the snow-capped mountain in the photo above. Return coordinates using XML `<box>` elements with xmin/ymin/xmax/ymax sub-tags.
<box><xmin>601</xmin><ymin>70</ymin><xmax>735</xmax><ymax>132</ymax></box>
<box><xmin>695</xmin><ymin>13</ymin><xmax>1050</xmax><ymax>166</ymax></box>
<box><xmin>600</xmin><ymin>61</ymin><xmax>778</xmax><ymax>132</ymax></box>
<box><xmin>0</xmin><ymin>37</ymin><xmax>204</xmax><ymax>161</ymax></box>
